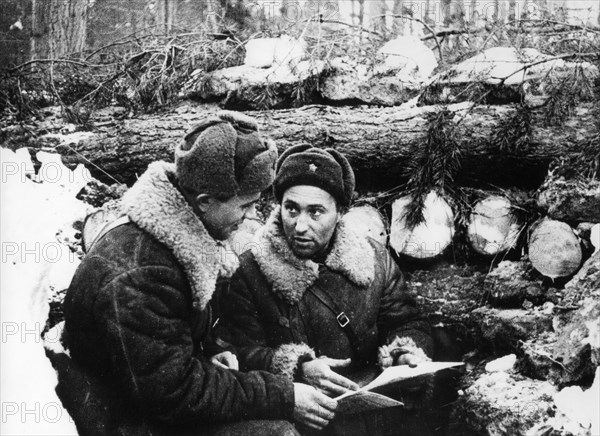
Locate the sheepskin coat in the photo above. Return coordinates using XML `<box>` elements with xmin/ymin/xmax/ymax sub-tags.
<box><xmin>217</xmin><ymin>207</ymin><xmax>433</xmax><ymax>382</ymax></box>
<box><xmin>60</xmin><ymin>162</ymin><xmax>294</xmax><ymax>435</ymax></box>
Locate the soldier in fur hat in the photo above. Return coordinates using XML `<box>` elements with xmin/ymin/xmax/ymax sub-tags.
<box><xmin>217</xmin><ymin>145</ymin><xmax>435</xmax><ymax>435</ymax></box>
<box><xmin>52</xmin><ymin>113</ymin><xmax>337</xmax><ymax>435</ymax></box>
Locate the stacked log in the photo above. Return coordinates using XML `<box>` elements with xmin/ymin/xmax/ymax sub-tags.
<box><xmin>390</xmin><ymin>191</ymin><xmax>454</xmax><ymax>259</ymax></box>
<box><xmin>528</xmin><ymin>218</ymin><xmax>583</xmax><ymax>280</ymax></box>
<box><xmin>467</xmin><ymin>195</ymin><xmax>521</xmax><ymax>256</ymax></box>
<box><xmin>341</xmin><ymin>205</ymin><xmax>388</xmax><ymax>246</ymax></box>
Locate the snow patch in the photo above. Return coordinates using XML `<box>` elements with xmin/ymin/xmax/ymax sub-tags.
<box><xmin>244</xmin><ymin>36</ymin><xmax>306</xmax><ymax>69</ymax></box>
<box><xmin>378</xmin><ymin>36</ymin><xmax>438</xmax><ymax>81</ymax></box>
<box><xmin>590</xmin><ymin>224</ymin><xmax>599</xmax><ymax>254</ymax></box>
<box><xmin>485</xmin><ymin>354</ymin><xmax>517</xmax><ymax>372</ymax></box>
<box><xmin>553</xmin><ymin>367</ymin><xmax>600</xmax><ymax>434</ymax></box>
<box><xmin>1</xmin><ymin>147</ymin><xmax>90</xmax><ymax>435</ymax></box>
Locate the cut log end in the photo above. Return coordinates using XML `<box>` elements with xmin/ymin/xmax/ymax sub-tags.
<box><xmin>390</xmin><ymin>191</ymin><xmax>454</xmax><ymax>259</ymax></box>
<box><xmin>342</xmin><ymin>205</ymin><xmax>388</xmax><ymax>246</ymax></box>
<box><xmin>468</xmin><ymin>195</ymin><xmax>521</xmax><ymax>256</ymax></box>
<box><xmin>529</xmin><ymin>218</ymin><xmax>583</xmax><ymax>279</ymax></box>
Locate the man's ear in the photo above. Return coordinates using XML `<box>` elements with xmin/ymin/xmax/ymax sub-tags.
<box><xmin>336</xmin><ymin>204</ymin><xmax>345</xmax><ymax>223</ymax></box>
<box><xmin>194</xmin><ymin>193</ymin><xmax>214</xmax><ymax>213</ymax></box>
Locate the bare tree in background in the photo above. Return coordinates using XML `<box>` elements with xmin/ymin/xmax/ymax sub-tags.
<box><xmin>31</xmin><ymin>0</ymin><xmax>89</xmax><ymax>59</ymax></box>
<box><xmin>155</xmin><ymin>0</ymin><xmax>178</xmax><ymax>33</ymax></box>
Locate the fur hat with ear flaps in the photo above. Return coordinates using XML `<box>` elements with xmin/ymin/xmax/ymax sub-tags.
<box><xmin>175</xmin><ymin>110</ymin><xmax>278</xmax><ymax>197</ymax></box>
<box><xmin>273</xmin><ymin>145</ymin><xmax>355</xmax><ymax>208</ymax></box>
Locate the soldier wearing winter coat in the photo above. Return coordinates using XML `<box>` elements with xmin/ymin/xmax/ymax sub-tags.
<box><xmin>217</xmin><ymin>145</ymin><xmax>435</xmax><ymax>435</ymax></box>
<box><xmin>55</xmin><ymin>113</ymin><xmax>337</xmax><ymax>435</ymax></box>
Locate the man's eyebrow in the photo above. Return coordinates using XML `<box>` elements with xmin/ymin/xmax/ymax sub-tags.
<box><xmin>284</xmin><ymin>200</ymin><xmax>326</xmax><ymax>209</ymax></box>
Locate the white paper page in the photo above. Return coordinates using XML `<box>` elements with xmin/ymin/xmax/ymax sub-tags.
<box><xmin>363</xmin><ymin>361</ymin><xmax>464</xmax><ymax>391</ymax></box>
<box><xmin>336</xmin><ymin>390</ymin><xmax>403</xmax><ymax>414</ymax></box>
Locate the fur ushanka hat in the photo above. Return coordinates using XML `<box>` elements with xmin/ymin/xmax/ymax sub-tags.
<box><xmin>175</xmin><ymin>111</ymin><xmax>278</xmax><ymax>197</ymax></box>
<box><xmin>273</xmin><ymin>144</ymin><xmax>355</xmax><ymax>208</ymax></box>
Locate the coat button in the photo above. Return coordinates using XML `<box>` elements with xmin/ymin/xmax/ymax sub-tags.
<box><xmin>278</xmin><ymin>317</ymin><xmax>290</xmax><ymax>328</ymax></box>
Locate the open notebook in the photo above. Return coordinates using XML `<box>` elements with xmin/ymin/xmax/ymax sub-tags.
<box><xmin>334</xmin><ymin>361</ymin><xmax>464</xmax><ymax>414</ymax></box>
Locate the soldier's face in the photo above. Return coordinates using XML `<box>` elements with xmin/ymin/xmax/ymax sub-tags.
<box><xmin>281</xmin><ymin>185</ymin><xmax>340</xmax><ymax>259</ymax></box>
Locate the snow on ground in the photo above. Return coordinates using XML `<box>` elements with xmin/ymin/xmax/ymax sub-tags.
<box><xmin>1</xmin><ymin>147</ymin><xmax>92</xmax><ymax>435</ymax></box>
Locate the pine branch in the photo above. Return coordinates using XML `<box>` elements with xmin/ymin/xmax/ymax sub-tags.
<box><xmin>402</xmin><ymin>108</ymin><xmax>462</xmax><ymax>229</ymax></box>
<box><xmin>492</xmin><ymin>104</ymin><xmax>532</xmax><ymax>153</ymax></box>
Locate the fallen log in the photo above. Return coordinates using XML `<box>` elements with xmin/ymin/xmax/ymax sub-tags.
<box><xmin>3</xmin><ymin>102</ymin><xmax>597</xmax><ymax>190</ymax></box>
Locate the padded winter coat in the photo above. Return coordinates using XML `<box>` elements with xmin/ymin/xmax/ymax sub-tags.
<box><xmin>59</xmin><ymin>162</ymin><xmax>294</xmax><ymax>435</ymax></box>
<box><xmin>217</xmin><ymin>207</ymin><xmax>433</xmax><ymax>382</ymax></box>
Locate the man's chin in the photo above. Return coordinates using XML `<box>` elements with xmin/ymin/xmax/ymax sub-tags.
<box><xmin>291</xmin><ymin>244</ymin><xmax>317</xmax><ymax>259</ymax></box>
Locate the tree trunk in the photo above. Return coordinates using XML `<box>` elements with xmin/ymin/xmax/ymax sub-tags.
<box><xmin>367</xmin><ymin>0</ymin><xmax>387</xmax><ymax>34</ymax></box>
<box><xmin>31</xmin><ymin>0</ymin><xmax>88</xmax><ymax>59</ymax></box>
<box><xmin>391</xmin><ymin>0</ymin><xmax>405</xmax><ymax>35</ymax></box>
<box><xmin>10</xmin><ymin>102</ymin><xmax>597</xmax><ymax>190</ymax></box>
<box><xmin>203</xmin><ymin>0</ymin><xmax>218</xmax><ymax>34</ymax></box>
<box><xmin>156</xmin><ymin>0</ymin><xmax>178</xmax><ymax>34</ymax></box>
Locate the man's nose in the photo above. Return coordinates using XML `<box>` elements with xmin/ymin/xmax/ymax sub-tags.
<box><xmin>295</xmin><ymin>214</ymin><xmax>309</xmax><ymax>233</ymax></box>
<box><xmin>244</xmin><ymin>204</ymin><xmax>257</xmax><ymax>220</ymax></box>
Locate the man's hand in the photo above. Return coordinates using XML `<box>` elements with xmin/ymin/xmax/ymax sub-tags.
<box><xmin>209</xmin><ymin>351</ymin><xmax>239</xmax><ymax>370</ymax></box>
<box><xmin>293</xmin><ymin>383</ymin><xmax>337</xmax><ymax>430</ymax></box>
<box><xmin>395</xmin><ymin>352</ymin><xmax>427</xmax><ymax>368</ymax></box>
<box><xmin>301</xmin><ymin>357</ymin><xmax>359</xmax><ymax>396</ymax></box>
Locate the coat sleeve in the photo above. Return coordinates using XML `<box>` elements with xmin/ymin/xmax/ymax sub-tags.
<box><xmin>376</xmin><ymin>245</ymin><xmax>434</xmax><ymax>359</ymax></box>
<box><xmin>94</xmin><ymin>265</ymin><xmax>295</xmax><ymax>425</ymax></box>
<box><xmin>216</xmin><ymin>267</ymin><xmax>315</xmax><ymax>382</ymax></box>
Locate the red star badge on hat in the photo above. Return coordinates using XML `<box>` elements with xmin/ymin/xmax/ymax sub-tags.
<box><xmin>308</xmin><ymin>163</ymin><xmax>317</xmax><ymax>172</ymax></box>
